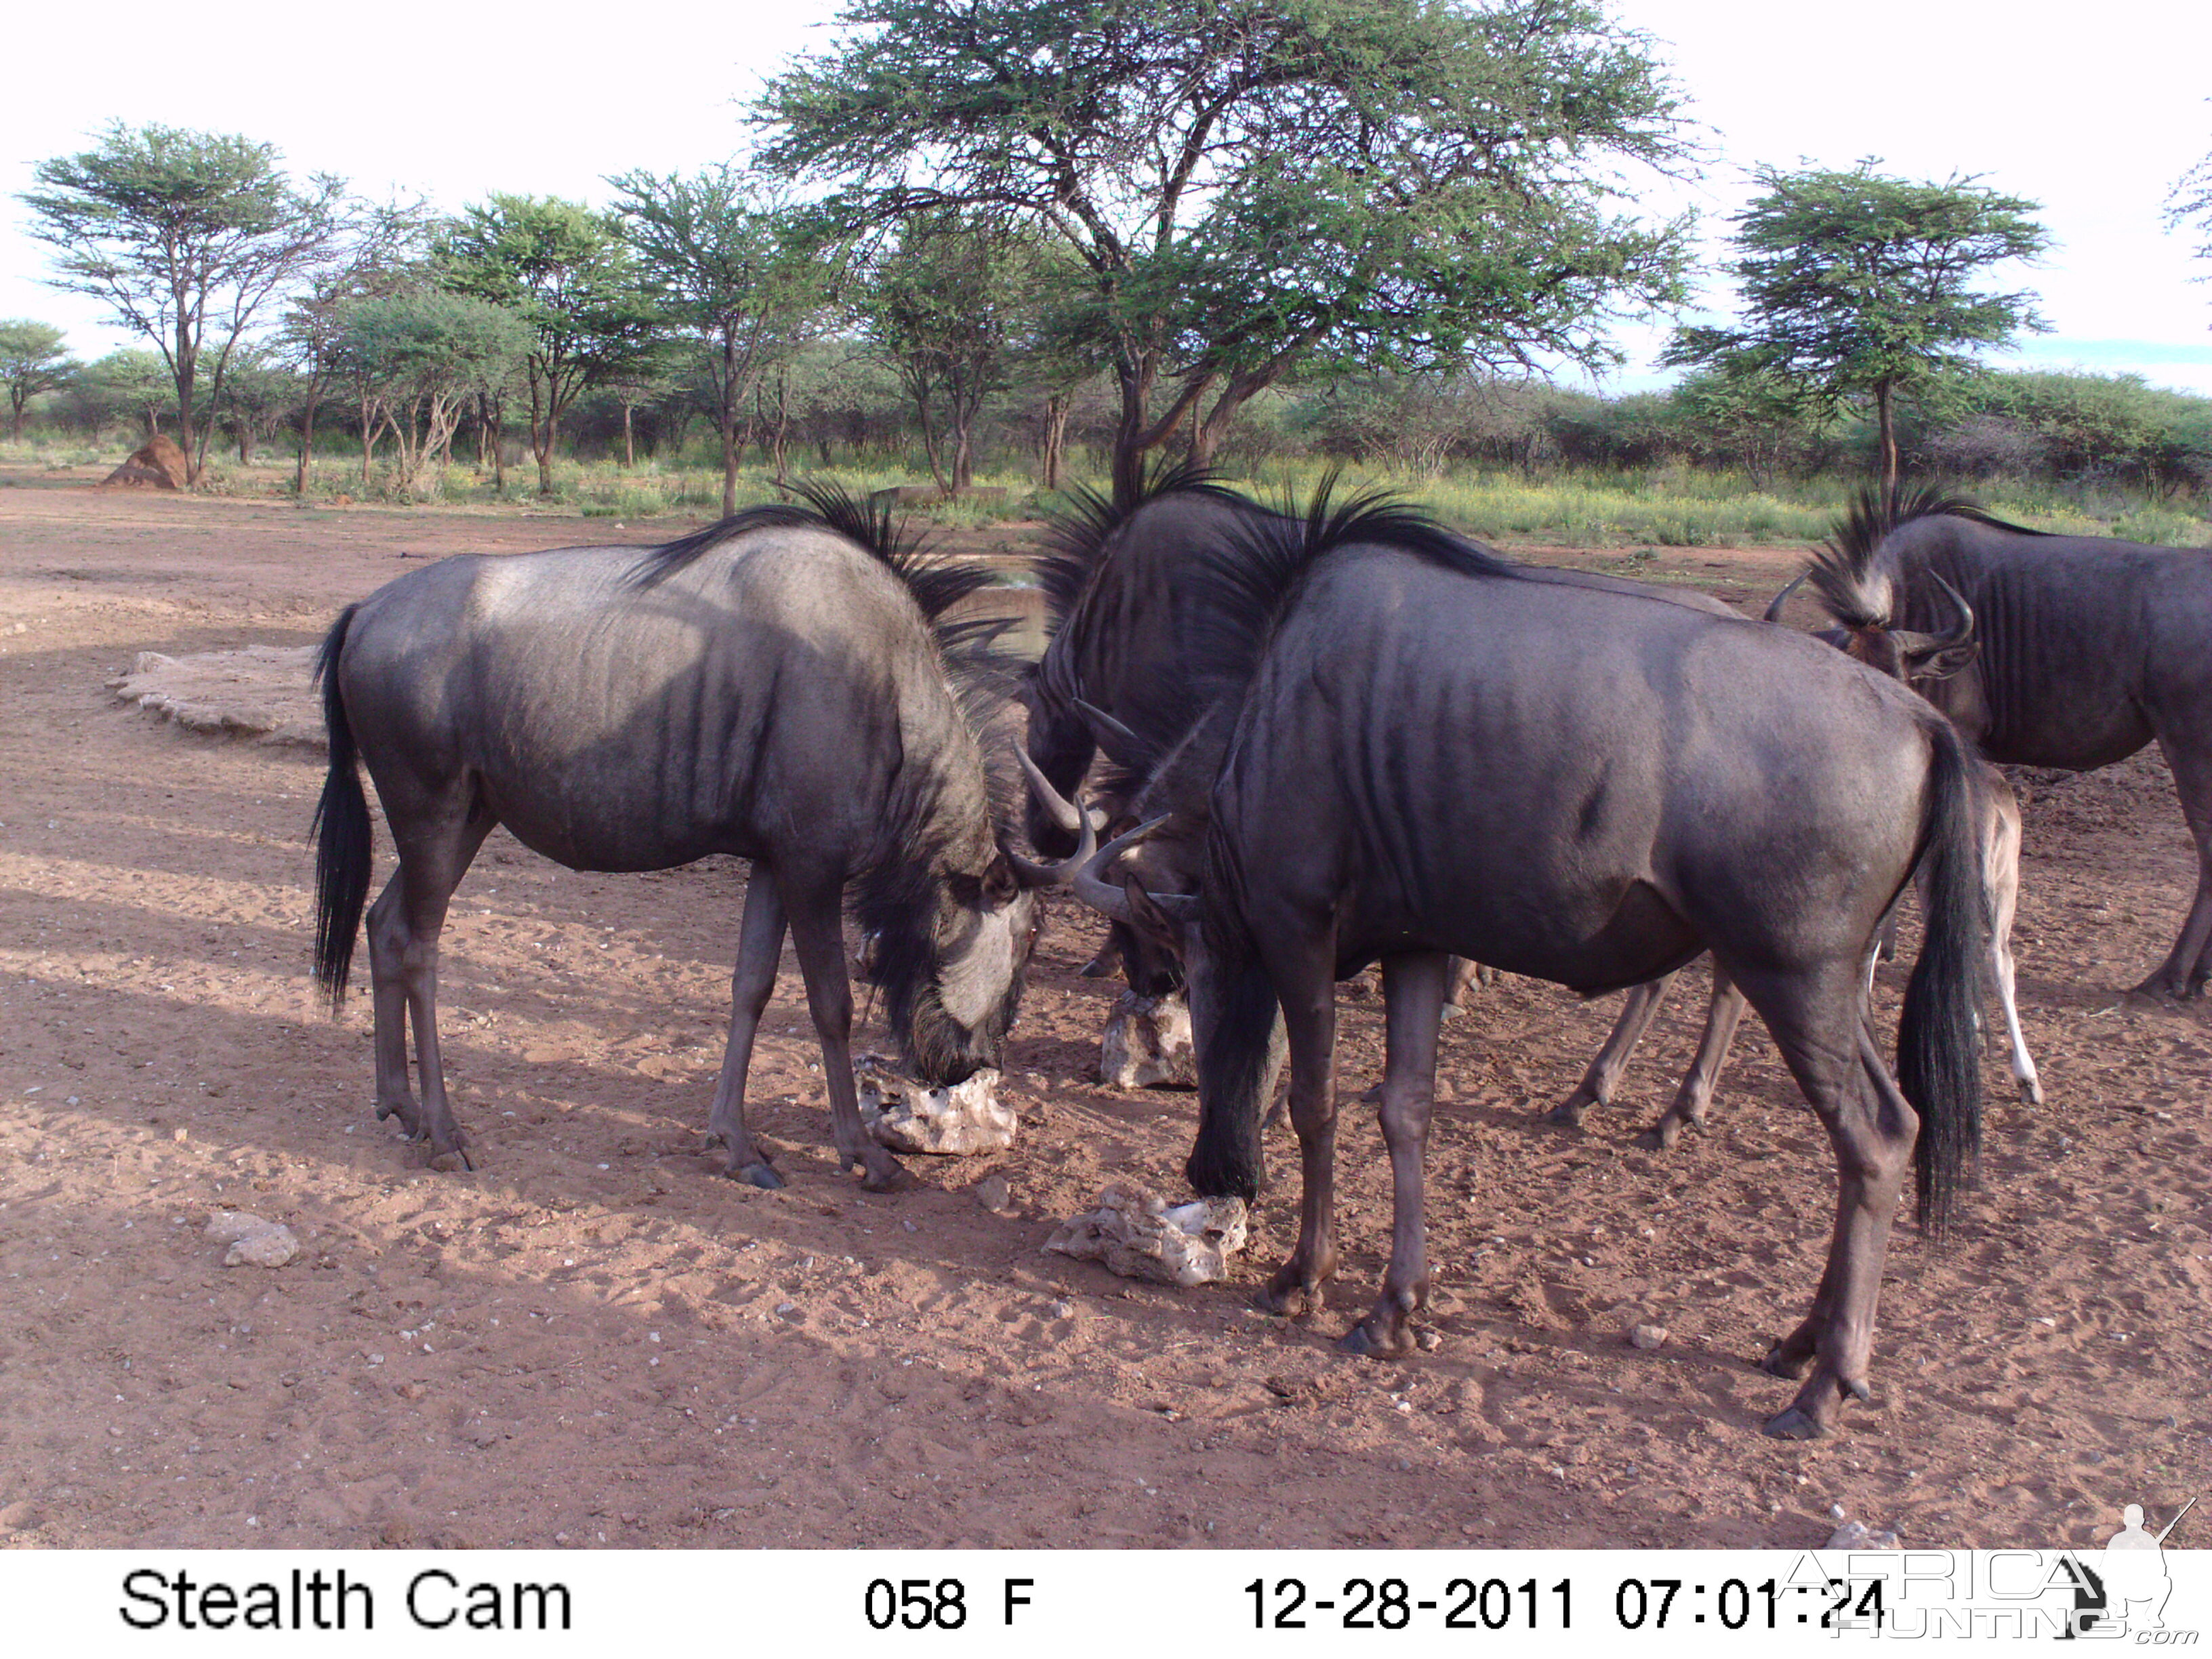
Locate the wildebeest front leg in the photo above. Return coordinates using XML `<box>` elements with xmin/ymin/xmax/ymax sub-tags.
<box><xmin>1762</xmin><ymin>1027</ymin><xmax>1917</xmax><ymax>1439</ymax></box>
<box><xmin>1342</xmin><ymin>952</ymin><xmax>1448</xmax><ymax>1359</ymax></box>
<box><xmin>781</xmin><ymin>876</ymin><xmax>913</xmax><ymax>1193</ymax></box>
<box><xmin>1637</xmin><ymin>966</ymin><xmax>1748</xmax><ymax>1151</ymax></box>
<box><xmin>705</xmin><ymin>867</ymin><xmax>789</xmax><ymax>1188</ymax></box>
<box><xmin>1254</xmin><ymin>943</ymin><xmax>1340</xmax><ymax>1318</ymax></box>
<box><xmin>1548</xmin><ymin>972</ymin><xmax>1675</xmax><ymax>1126</ymax></box>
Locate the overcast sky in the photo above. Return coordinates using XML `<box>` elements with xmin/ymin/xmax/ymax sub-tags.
<box><xmin>3</xmin><ymin>0</ymin><xmax>2208</xmax><ymax>393</ymax></box>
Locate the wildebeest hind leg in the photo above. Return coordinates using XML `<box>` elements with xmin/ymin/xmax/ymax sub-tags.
<box><xmin>2137</xmin><ymin>731</ymin><xmax>2212</xmax><ymax>997</ymax></box>
<box><xmin>370</xmin><ymin>811</ymin><xmax>493</xmax><ymax>1171</ymax></box>
<box><xmin>1549</xmin><ymin>972</ymin><xmax>1673</xmax><ymax>1127</ymax></box>
<box><xmin>1254</xmin><ymin>939</ymin><xmax>1340</xmax><ymax>1318</ymax></box>
<box><xmin>1759</xmin><ymin>1013</ymin><xmax>1917</xmax><ymax>1439</ymax></box>
<box><xmin>1638</xmin><ymin>965</ymin><xmax>1748</xmax><ymax>1151</ymax></box>
<box><xmin>705</xmin><ymin>867</ymin><xmax>789</xmax><ymax>1188</ymax></box>
<box><xmin>781</xmin><ymin>874</ymin><xmax>912</xmax><ymax>1193</ymax></box>
<box><xmin>1342</xmin><ymin>952</ymin><xmax>1448</xmax><ymax>1358</ymax></box>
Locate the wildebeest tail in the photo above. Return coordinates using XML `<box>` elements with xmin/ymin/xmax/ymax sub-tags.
<box><xmin>310</xmin><ymin>606</ymin><xmax>371</xmax><ymax>1009</ymax></box>
<box><xmin>1896</xmin><ymin>718</ymin><xmax>1986</xmax><ymax>1235</ymax></box>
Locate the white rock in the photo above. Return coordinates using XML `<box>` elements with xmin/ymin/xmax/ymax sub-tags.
<box><xmin>204</xmin><ymin>1210</ymin><xmax>274</xmax><ymax>1244</ymax></box>
<box><xmin>1627</xmin><ymin>1322</ymin><xmax>1668</xmax><ymax>1351</ymax></box>
<box><xmin>225</xmin><ymin>1225</ymin><xmax>299</xmax><ymax>1269</ymax></box>
<box><xmin>1099</xmin><ymin>990</ymin><xmax>1195</xmax><ymax>1088</ymax></box>
<box><xmin>855</xmin><ymin>1057</ymin><xmax>1015</xmax><ymax>1155</ymax></box>
<box><xmin>1044</xmin><ymin>1185</ymin><xmax>1248</xmax><ymax>1288</ymax></box>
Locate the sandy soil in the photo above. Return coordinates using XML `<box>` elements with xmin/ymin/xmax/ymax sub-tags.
<box><xmin>0</xmin><ymin>478</ymin><xmax>2205</xmax><ymax>1553</ymax></box>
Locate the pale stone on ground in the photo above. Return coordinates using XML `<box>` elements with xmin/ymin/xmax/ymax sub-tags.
<box><xmin>855</xmin><ymin>1057</ymin><xmax>1015</xmax><ymax>1155</ymax></box>
<box><xmin>1099</xmin><ymin>989</ymin><xmax>1195</xmax><ymax>1088</ymax></box>
<box><xmin>205</xmin><ymin>1210</ymin><xmax>299</xmax><ymax>1267</ymax></box>
<box><xmin>1044</xmin><ymin>1185</ymin><xmax>1248</xmax><ymax>1288</ymax></box>
<box><xmin>110</xmin><ymin>644</ymin><xmax>324</xmax><ymax>748</ymax></box>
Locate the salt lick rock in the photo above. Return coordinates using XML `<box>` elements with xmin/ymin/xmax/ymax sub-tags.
<box><xmin>855</xmin><ymin>1056</ymin><xmax>1015</xmax><ymax>1155</ymax></box>
<box><xmin>1044</xmin><ymin>1184</ymin><xmax>1248</xmax><ymax>1288</ymax></box>
<box><xmin>110</xmin><ymin>644</ymin><xmax>324</xmax><ymax>747</ymax></box>
<box><xmin>1099</xmin><ymin>989</ymin><xmax>1195</xmax><ymax>1088</ymax></box>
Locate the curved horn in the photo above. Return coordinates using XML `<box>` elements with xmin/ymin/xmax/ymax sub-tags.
<box><xmin>1017</xmin><ymin>745</ymin><xmax>1082</xmax><ymax>836</ymax></box>
<box><xmin>1069</xmin><ymin>815</ymin><xmax>1200</xmax><ymax>926</ymax></box>
<box><xmin>1008</xmin><ymin>747</ymin><xmax>1099</xmax><ymax>888</ymax></box>
<box><xmin>1889</xmin><ymin>573</ymin><xmax>1976</xmax><ymax>663</ymax></box>
<box><xmin>1073</xmin><ymin>699</ymin><xmax>1147</xmax><ymax>764</ymax></box>
<box><xmin>1762</xmin><ymin>569</ymin><xmax>1809</xmax><ymax>624</ymax></box>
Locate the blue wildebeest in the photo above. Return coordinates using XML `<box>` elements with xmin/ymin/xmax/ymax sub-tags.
<box><xmin>1072</xmin><ymin>488</ymin><xmax>1986</xmax><ymax>1438</ymax></box>
<box><xmin>1818</xmin><ymin>487</ymin><xmax>2212</xmax><ymax>998</ymax></box>
<box><xmin>311</xmin><ymin>486</ymin><xmax>1089</xmax><ymax>1191</ymax></box>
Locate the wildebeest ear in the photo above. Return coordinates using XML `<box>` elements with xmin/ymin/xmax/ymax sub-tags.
<box><xmin>1910</xmin><ymin>640</ymin><xmax>1980</xmax><ymax>681</ymax></box>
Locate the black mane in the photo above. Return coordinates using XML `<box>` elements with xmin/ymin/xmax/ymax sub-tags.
<box><xmin>1032</xmin><ymin>457</ymin><xmax>1248</xmax><ymax>638</ymax></box>
<box><xmin>1805</xmin><ymin>480</ymin><xmax>2048</xmax><ymax>628</ymax></box>
<box><xmin>1186</xmin><ymin>476</ymin><xmax>1514</xmax><ymax>693</ymax></box>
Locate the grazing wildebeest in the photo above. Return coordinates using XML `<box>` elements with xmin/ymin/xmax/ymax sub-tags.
<box><xmin>311</xmin><ymin>486</ymin><xmax>1088</xmax><ymax>1191</ymax></box>
<box><xmin>1072</xmin><ymin>487</ymin><xmax>1986</xmax><ymax>1438</ymax></box>
<box><xmin>1818</xmin><ymin>486</ymin><xmax>2212</xmax><ymax>998</ymax></box>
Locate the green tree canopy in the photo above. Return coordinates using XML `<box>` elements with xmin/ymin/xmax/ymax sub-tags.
<box><xmin>333</xmin><ymin>289</ymin><xmax>533</xmax><ymax>496</ymax></box>
<box><xmin>756</xmin><ymin>0</ymin><xmax>1694</xmax><ymax>500</ymax></box>
<box><xmin>0</xmin><ymin>320</ymin><xmax>81</xmax><ymax>442</ymax></box>
<box><xmin>438</xmin><ymin>194</ymin><xmax>661</xmax><ymax>494</ymax></box>
<box><xmin>1663</xmin><ymin>159</ymin><xmax>2050</xmax><ymax>492</ymax></box>
<box><xmin>607</xmin><ymin>166</ymin><xmax>831</xmax><ymax>512</ymax></box>
<box><xmin>19</xmin><ymin>123</ymin><xmax>345</xmax><ymax>482</ymax></box>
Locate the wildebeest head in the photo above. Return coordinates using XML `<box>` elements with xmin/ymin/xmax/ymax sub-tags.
<box><xmin>1799</xmin><ymin>483</ymin><xmax>1981</xmax><ymax>708</ymax></box>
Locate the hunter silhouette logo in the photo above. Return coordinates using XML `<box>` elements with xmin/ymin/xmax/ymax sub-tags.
<box><xmin>2058</xmin><ymin>1496</ymin><xmax>2196</xmax><ymax>1640</ymax></box>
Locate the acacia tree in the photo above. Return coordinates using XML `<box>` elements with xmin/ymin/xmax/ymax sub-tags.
<box><xmin>1664</xmin><ymin>160</ymin><xmax>2050</xmax><ymax>493</ymax></box>
<box><xmin>855</xmin><ymin>212</ymin><xmax>1063</xmax><ymax>493</ymax></box>
<box><xmin>2169</xmin><ymin>140</ymin><xmax>2212</xmax><ymax>300</ymax></box>
<box><xmin>439</xmin><ymin>194</ymin><xmax>661</xmax><ymax>495</ymax></box>
<box><xmin>277</xmin><ymin>198</ymin><xmax>429</xmax><ymax>493</ymax></box>
<box><xmin>607</xmin><ymin>167</ymin><xmax>830</xmax><ymax>514</ymax></box>
<box><xmin>0</xmin><ymin>321</ymin><xmax>80</xmax><ymax>442</ymax></box>
<box><xmin>333</xmin><ymin>289</ymin><xmax>531</xmax><ymax>497</ymax></box>
<box><xmin>20</xmin><ymin>123</ymin><xmax>345</xmax><ymax>483</ymax></box>
<box><xmin>757</xmin><ymin>0</ymin><xmax>1693</xmax><ymax>502</ymax></box>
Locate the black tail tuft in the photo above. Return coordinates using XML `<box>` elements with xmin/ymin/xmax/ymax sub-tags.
<box><xmin>1896</xmin><ymin>720</ymin><xmax>1987</xmax><ymax>1237</ymax></box>
<box><xmin>310</xmin><ymin>607</ymin><xmax>373</xmax><ymax>1010</ymax></box>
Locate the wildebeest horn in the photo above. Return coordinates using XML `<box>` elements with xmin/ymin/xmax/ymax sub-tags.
<box><xmin>1074</xmin><ymin>699</ymin><xmax>1146</xmax><ymax>762</ymax></box>
<box><xmin>1891</xmin><ymin>573</ymin><xmax>1975</xmax><ymax>660</ymax></box>
<box><xmin>1070</xmin><ymin>815</ymin><xmax>1200</xmax><ymax>926</ymax></box>
<box><xmin>1763</xmin><ymin>569</ymin><xmax>1809</xmax><ymax>624</ymax></box>
<box><xmin>1008</xmin><ymin>748</ymin><xmax>1098</xmax><ymax>887</ymax></box>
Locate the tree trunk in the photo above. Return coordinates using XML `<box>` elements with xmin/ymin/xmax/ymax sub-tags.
<box><xmin>1876</xmin><ymin>382</ymin><xmax>1898</xmax><ymax>497</ymax></box>
<box><xmin>719</xmin><ymin>329</ymin><xmax>741</xmax><ymax>519</ymax></box>
<box><xmin>622</xmin><ymin>402</ymin><xmax>635</xmax><ymax>469</ymax></box>
<box><xmin>1040</xmin><ymin>393</ymin><xmax>1069</xmax><ymax>492</ymax></box>
<box><xmin>294</xmin><ymin>393</ymin><xmax>319</xmax><ymax>495</ymax></box>
<box><xmin>359</xmin><ymin>394</ymin><xmax>375</xmax><ymax>490</ymax></box>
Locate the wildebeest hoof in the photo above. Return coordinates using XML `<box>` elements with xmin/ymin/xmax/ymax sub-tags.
<box><xmin>1762</xmin><ymin>1405</ymin><xmax>1827</xmax><ymax>1441</ymax></box>
<box><xmin>427</xmin><ymin>1145</ymin><xmax>473</xmax><ymax>1173</ymax></box>
<box><xmin>1632</xmin><ymin>1124</ymin><xmax>1673</xmax><ymax>1153</ymax></box>
<box><xmin>2019</xmin><ymin>1078</ymin><xmax>2045</xmax><ymax>1106</ymax></box>
<box><xmin>735</xmin><ymin>1160</ymin><xmax>784</xmax><ymax>1190</ymax></box>
<box><xmin>1543</xmin><ymin>1097</ymin><xmax>1593</xmax><ymax>1128</ymax></box>
<box><xmin>1843</xmin><ymin>1376</ymin><xmax>1873</xmax><ymax>1403</ymax></box>
<box><xmin>1338</xmin><ymin>1319</ymin><xmax>1411</xmax><ymax>1359</ymax></box>
<box><xmin>1256</xmin><ymin>1277</ymin><xmax>1322</xmax><ymax>1318</ymax></box>
<box><xmin>859</xmin><ymin>1160</ymin><xmax>916</xmax><ymax>1194</ymax></box>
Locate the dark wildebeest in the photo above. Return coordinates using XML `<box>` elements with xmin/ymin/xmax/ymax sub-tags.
<box><xmin>1819</xmin><ymin>487</ymin><xmax>2212</xmax><ymax>998</ymax></box>
<box><xmin>1072</xmin><ymin>489</ymin><xmax>1986</xmax><ymax>1438</ymax></box>
<box><xmin>1551</xmin><ymin>518</ymin><xmax>2047</xmax><ymax>1139</ymax></box>
<box><xmin>311</xmin><ymin>487</ymin><xmax>1090</xmax><ymax>1191</ymax></box>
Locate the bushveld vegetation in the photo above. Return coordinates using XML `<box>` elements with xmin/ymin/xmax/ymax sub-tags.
<box><xmin>8</xmin><ymin>1</ymin><xmax>2212</xmax><ymax>548</ymax></box>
